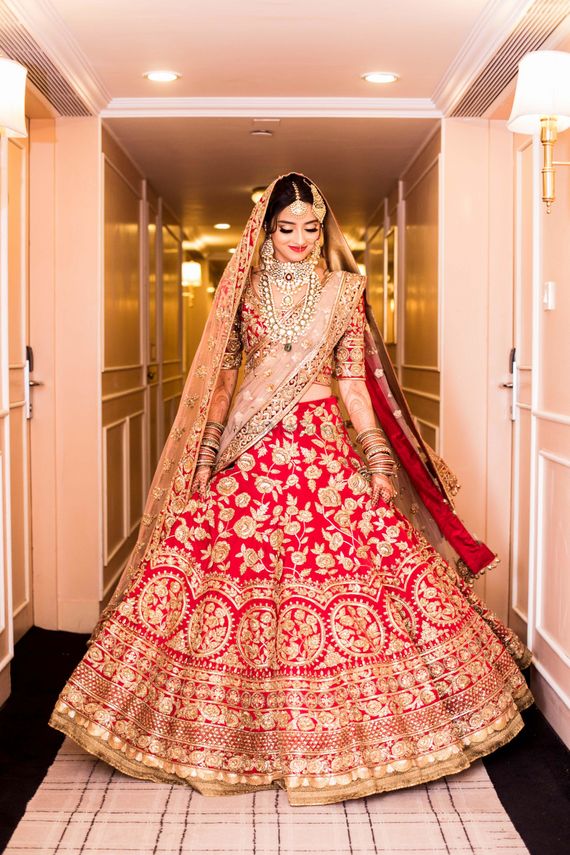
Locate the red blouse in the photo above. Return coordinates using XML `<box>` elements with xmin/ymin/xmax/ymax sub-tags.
<box><xmin>221</xmin><ymin>278</ymin><xmax>366</xmax><ymax>385</ymax></box>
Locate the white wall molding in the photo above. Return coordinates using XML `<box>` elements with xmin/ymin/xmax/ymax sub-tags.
<box><xmin>5</xmin><ymin>0</ymin><xmax>111</xmax><ymax>113</ymax></box>
<box><xmin>432</xmin><ymin>0</ymin><xmax>534</xmax><ymax>115</ymax></box>
<box><xmin>58</xmin><ymin>598</ymin><xmax>101</xmax><ymax>634</ymax></box>
<box><xmin>531</xmin><ymin>663</ymin><xmax>570</xmax><ymax>748</ymax></box>
<box><xmin>101</xmin><ymin>96</ymin><xmax>441</xmax><ymax>120</ymax></box>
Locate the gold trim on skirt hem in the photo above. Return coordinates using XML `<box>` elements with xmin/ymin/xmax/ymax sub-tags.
<box><xmin>50</xmin><ymin>685</ymin><xmax>533</xmax><ymax>806</ymax></box>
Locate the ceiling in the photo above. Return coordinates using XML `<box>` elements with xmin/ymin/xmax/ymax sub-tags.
<box><xmin>7</xmin><ymin>0</ymin><xmax>558</xmax><ymax>251</ymax></box>
<box><xmin>33</xmin><ymin>0</ymin><xmax>491</xmax><ymax>100</ymax></box>
<box><xmin>105</xmin><ymin>116</ymin><xmax>437</xmax><ymax>249</ymax></box>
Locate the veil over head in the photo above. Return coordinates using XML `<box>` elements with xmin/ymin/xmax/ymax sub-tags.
<box><xmin>95</xmin><ymin>173</ymin><xmax>497</xmax><ymax>638</ymax></box>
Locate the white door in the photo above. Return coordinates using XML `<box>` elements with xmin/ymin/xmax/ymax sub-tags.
<box><xmin>511</xmin><ymin>135</ymin><xmax>570</xmax><ymax>745</ymax></box>
<box><xmin>0</xmin><ymin>130</ymin><xmax>33</xmax><ymax>702</ymax></box>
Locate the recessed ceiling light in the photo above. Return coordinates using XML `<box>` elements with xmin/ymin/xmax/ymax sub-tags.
<box><xmin>214</xmin><ymin>223</ymin><xmax>231</xmax><ymax>230</ymax></box>
<box><xmin>228</xmin><ymin>248</ymin><xmax>236</xmax><ymax>254</ymax></box>
<box><xmin>250</xmin><ymin>129</ymin><xmax>273</xmax><ymax>137</ymax></box>
<box><xmin>144</xmin><ymin>70</ymin><xmax>180</xmax><ymax>82</ymax></box>
<box><xmin>361</xmin><ymin>71</ymin><xmax>399</xmax><ymax>84</ymax></box>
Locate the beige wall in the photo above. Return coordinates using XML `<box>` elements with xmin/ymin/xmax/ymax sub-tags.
<box><xmin>401</xmin><ymin>130</ymin><xmax>441</xmax><ymax>450</ymax></box>
<box><xmin>100</xmin><ymin>130</ymin><xmax>183</xmax><ymax>609</ymax></box>
<box><xmin>440</xmin><ymin>119</ymin><xmax>515</xmax><ymax>621</ymax></box>
<box><xmin>30</xmin><ymin>117</ymin><xmax>103</xmax><ymax>633</ymax></box>
<box><xmin>366</xmin><ymin>121</ymin><xmax>515</xmax><ymax>623</ymax></box>
<box><xmin>24</xmin><ymin>117</ymin><xmax>184</xmax><ymax>641</ymax></box>
<box><xmin>518</xmin><ymin>130</ymin><xmax>570</xmax><ymax>746</ymax></box>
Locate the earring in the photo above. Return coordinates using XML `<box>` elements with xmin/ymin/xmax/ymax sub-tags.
<box><xmin>308</xmin><ymin>241</ymin><xmax>321</xmax><ymax>266</ymax></box>
<box><xmin>261</xmin><ymin>238</ymin><xmax>274</xmax><ymax>266</ymax></box>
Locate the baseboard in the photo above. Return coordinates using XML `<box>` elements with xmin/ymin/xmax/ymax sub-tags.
<box><xmin>57</xmin><ymin>599</ymin><xmax>100</xmax><ymax>634</ymax></box>
<box><xmin>0</xmin><ymin>661</ymin><xmax>11</xmax><ymax>706</ymax></box>
<box><xmin>531</xmin><ymin>664</ymin><xmax>570</xmax><ymax>748</ymax></box>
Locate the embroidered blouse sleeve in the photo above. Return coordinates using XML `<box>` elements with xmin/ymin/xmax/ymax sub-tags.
<box><xmin>221</xmin><ymin>305</ymin><xmax>243</xmax><ymax>370</ymax></box>
<box><xmin>334</xmin><ymin>294</ymin><xmax>366</xmax><ymax>379</ymax></box>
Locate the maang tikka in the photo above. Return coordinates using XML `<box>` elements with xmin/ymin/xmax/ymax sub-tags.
<box><xmin>288</xmin><ymin>180</ymin><xmax>326</xmax><ymax>224</ymax></box>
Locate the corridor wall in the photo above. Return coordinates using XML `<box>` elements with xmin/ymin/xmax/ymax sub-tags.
<box><xmin>24</xmin><ymin>118</ymin><xmax>183</xmax><ymax>648</ymax></box>
<box><xmin>366</xmin><ymin>122</ymin><xmax>514</xmax><ymax>624</ymax></box>
<box><xmin>368</xmin><ymin>114</ymin><xmax>569</xmax><ymax>745</ymax></box>
<box><xmin>513</xmin><ymin>129</ymin><xmax>570</xmax><ymax>747</ymax></box>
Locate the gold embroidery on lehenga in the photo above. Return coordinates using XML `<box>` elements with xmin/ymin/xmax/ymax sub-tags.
<box><xmin>138</xmin><ymin>574</ymin><xmax>187</xmax><ymax>637</ymax></box>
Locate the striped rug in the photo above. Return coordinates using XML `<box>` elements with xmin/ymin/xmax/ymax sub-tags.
<box><xmin>4</xmin><ymin>738</ymin><xmax>528</xmax><ymax>854</ymax></box>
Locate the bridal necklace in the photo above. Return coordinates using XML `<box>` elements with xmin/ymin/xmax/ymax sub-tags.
<box><xmin>259</xmin><ymin>180</ymin><xmax>327</xmax><ymax>351</ymax></box>
<box><xmin>259</xmin><ymin>253</ymin><xmax>323</xmax><ymax>352</ymax></box>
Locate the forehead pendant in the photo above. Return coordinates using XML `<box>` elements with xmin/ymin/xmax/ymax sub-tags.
<box><xmin>288</xmin><ymin>182</ymin><xmax>308</xmax><ymax>217</ymax></box>
<box><xmin>287</xmin><ymin>180</ymin><xmax>327</xmax><ymax>223</ymax></box>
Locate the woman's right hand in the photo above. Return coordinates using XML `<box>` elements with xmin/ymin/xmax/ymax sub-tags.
<box><xmin>192</xmin><ymin>465</ymin><xmax>212</xmax><ymax>497</ymax></box>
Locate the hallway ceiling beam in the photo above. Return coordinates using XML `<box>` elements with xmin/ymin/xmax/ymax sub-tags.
<box><xmin>101</xmin><ymin>97</ymin><xmax>441</xmax><ymax>120</ymax></box>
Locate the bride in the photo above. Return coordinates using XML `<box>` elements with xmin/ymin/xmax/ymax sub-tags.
<box><xmin>50</xmin><ymin>173</ymin><xmax>532</xmax><ymax>805</ymax></box>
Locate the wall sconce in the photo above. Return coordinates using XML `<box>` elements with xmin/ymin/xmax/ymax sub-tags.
<box><xmin>508</xmin><ymin>50</ymin><xmax>570</xmax><ymax>212</ymax></box>
<box><xmin>182</xmin><ymin>260</ymin><xmax>202</xmax><ymax>288</ymax></box>
<box><xmin>0</xmin><ymin>57</ymin><xmax>28</xmax><ymax>139</ymax></box>
<box><xmin>181</xmin><ymin>261</ymin><xmax>202</xmax><ymax>308</ymax></box>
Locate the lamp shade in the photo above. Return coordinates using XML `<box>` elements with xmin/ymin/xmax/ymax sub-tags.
<box><xmin>0</xmin><ymin>58</ymin><xmax>27</xmax><ymax>138</ymax></box>
<box><xmin>508</xmin><ymin>50</ymin><xmax>570</xmax><ymax>134</ymax></box>
<box><xmin>182</xmin><ymin>260</ymin><xmax>202</xmax><ymax>287</ymax></box>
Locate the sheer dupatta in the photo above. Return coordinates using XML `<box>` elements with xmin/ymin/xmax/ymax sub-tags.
<box><xmin>95</xmin><ymin>172</ymin><xmax>496</xmax><ymax>642</ymax></box>
<box><xmin>214</xmin><ymin>270</ymin><xmax>365</xmax><ymax>472</ymax></box>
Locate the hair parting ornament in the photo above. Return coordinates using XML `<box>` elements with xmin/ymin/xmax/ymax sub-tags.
<box><xmin>288</xmin><ymin>180</ymin><xmax>327</xmax><ymax>223</ymax></box>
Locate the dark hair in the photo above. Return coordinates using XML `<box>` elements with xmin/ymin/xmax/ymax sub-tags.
<box><xmin>263</xmin><ymin>174</ymin><xmax>314</xmax><ymax>233</ymax></box>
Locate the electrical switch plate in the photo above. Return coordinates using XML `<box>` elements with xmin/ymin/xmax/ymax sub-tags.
<box><xmin>543</xmin><ymin>280</ymin><xmax>556</xmax><ymax>311</ymax></box>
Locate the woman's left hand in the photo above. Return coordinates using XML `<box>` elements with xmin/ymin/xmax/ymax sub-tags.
<box><xmin>370</xmin><ymin>473</ymin><xmax>397</xmax><ymax>507</ymax></box>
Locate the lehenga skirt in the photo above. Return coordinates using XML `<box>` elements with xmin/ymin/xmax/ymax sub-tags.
<box><xmin>50</xmin><ymin>396</ymin><xmax>533</xmax><ymax>804</ymax></box>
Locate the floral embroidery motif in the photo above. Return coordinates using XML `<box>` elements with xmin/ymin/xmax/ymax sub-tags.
<box><xmin>138</xmin><ymin>574</ymin><xmax>187</xmax><ymax>637</ymax></box>
<box><xmin>331</xmin><ymin>601</ymin><xmax>385</xmax><ymax>656</ymax></box>
<box><xmin>188</xmin><ymin>598</ymin><xmax>233</xmax><ymax>657</ymax></box>
<box><xmin>277</xmin><ymin>604</ymin><xmax>325</xmax><ymax>666</ymax></box>
<box><xmin>52</xmin><ymin>396</ymin><xmax>532</xmax><ymax>803</ymax></box>
<box><xmin>237</xmin><ymin>607</ymin><xmax>277</xmax><ymax>668</ymax></box>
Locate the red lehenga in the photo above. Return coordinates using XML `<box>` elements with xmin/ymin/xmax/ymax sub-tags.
<box><xmin>50</xmin><ymin>175</ymin><xmax>532</xmax><ymax>804</ymax></box>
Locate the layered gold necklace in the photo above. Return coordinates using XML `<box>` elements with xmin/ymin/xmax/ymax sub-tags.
<box><xmin>259</xmin><ymin>258</ymin><xmax>323</xmax><ymax>351</ymax></box>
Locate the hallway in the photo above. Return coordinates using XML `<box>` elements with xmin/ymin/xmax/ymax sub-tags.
<box><xmin>0</xmin><ymin>0</ymin><xmax>569</xmax><ymax>852</ymax></box>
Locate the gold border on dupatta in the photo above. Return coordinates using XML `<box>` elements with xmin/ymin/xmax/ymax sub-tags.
<box><xmin>215</xmin><ymin>271</ymin><xmax>366</xmax><ymax>472</ymax></box>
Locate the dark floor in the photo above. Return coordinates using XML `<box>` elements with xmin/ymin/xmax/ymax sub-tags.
<box><xmin>0</xmin><ymin>627</ymin><xmax>569</xmax><ymax>854</ymax></box>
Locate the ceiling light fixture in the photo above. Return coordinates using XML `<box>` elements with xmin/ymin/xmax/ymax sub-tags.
<box><xmin>361</xmin><ymin>71</ymin><xmax>399</xmax><ymax>84</ymax></box>
<box><xmin>214</xmin><ymin>223</ymin><xmax>231</xmax><ymax>230</ymax></box>
<box><xmin>250</xmin><ymin>129</ymin><xmax>273</xmax><ymax>137</ymax></box>
<box><xmin>144</xmin><ymin>70</ymin><xmax>180</xmax><ymax>82</ymax></box>
<box><xmin>228</xmin><ymin>248</ymin><xmax>236</xmax><ymax>254</ymax></box>
<box><xmin>251</xmin><ymin>187</ymin><xmax>265</xmax><ymax>204</ymax></box>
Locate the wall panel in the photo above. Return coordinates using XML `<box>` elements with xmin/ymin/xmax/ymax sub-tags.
<box><xmin>403</xmin><ymin>161</ymin><xmax>439</xmax><ymax>370</ymax></box>
<box><xmin>129</xmin><ymin>412</ymin><xmax>144</xmax><ymax>529</ymax></box>
<box><xmin>103</xmin><ymin>161</ymin><xmax>141</xmax><ymax>370</ymax></box>
<box><xmin>104</xmin><ymin>420</ymin><xmax>126</xmax><ymax>562</ymax></box>
<box><xmin>6</xmin><ymin>136</ymin><xmax>32</xmax><ymax>643</ymax></box>
<box><xmin>161</xmin><ymin>221</ymin><xmax>182</xmax><ymax>437</ymax></box>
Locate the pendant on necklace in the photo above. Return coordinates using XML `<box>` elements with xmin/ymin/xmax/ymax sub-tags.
<box><xmin>284</xmin><ymin>342</ymin><xmax>292</xmax><ymax>352</ymax></box>
<box><xmin>282</xmin><ymin>294</ymin><xmax>293</xmax><ymax>307</ymax></box>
